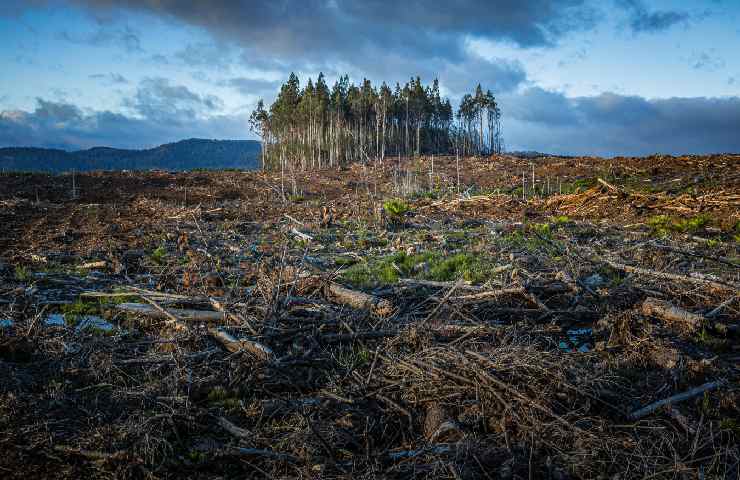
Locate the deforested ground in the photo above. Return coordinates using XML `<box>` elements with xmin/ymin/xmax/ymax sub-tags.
<box><xmin>1</xmin><ymin>154</ymin><xmax>739</xmax><ymax>479</ymax></box>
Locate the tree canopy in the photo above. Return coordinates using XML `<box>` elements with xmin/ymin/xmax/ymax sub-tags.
<box><xmin>250</xmin><ymin>73</ymin><xmax>503</xmax><ymax>171</ymax></box>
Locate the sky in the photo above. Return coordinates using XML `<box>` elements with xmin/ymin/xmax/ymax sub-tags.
<box><xmin>0</xmin><ymin>0</ymin><xmax>739</xmax><ymax>156</ymax></box>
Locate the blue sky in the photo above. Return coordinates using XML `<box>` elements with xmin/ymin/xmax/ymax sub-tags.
<box><xmin>1</xmin><ymin>0</ymin><xmax>738</xmax><ymax>156</ymax></box>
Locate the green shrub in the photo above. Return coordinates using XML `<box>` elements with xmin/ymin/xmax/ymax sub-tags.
<box><xmin>150</xmin><ymin>245</ymin><xmax>167</xmax><ymax>265</ymax></box>
<box><xmin>14</xmin><ymin>265</ymin><xmax>32</xmax><ymax>282</ymax></box>
<box><xmin>383</xmin><ymin>199</ymin><xmax>410</xmax><ymax>220</ymax></box>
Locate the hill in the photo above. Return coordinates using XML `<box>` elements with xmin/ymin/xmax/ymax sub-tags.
<box><xmin>0</xmin><ymin>138</ymin><xmax>261</xmax><ymax>172</ymax></box>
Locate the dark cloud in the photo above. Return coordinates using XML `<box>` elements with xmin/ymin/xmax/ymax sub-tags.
<box><xmin>504</xmin><ymin>89</ymin><xmax>740</xmax><ymax>156</ymax></box>
<box><xmin>71</xmin><ymin>0</ymin><xmax>595</xmax><ymax>53</ymax></box>
<box><xmin>0</xmin><ymin>97</ymin><xmax>247</xmax><ymax>150</ymax></box>
<box><xmin>617</xmin><ymin>0</ymin><xmax>689</xmax><ymax>33</ymax></box>
<box><xmin>65</xmin><ymin>1</ymin><xmax>598</xmax><ymax>68</ymax></box>
<box><xmin>89</xmin><ymin>72</ymin><xmax>129</xmax><ymax>84</ymax></box>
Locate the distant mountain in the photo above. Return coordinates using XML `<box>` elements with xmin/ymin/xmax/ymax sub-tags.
<box><xmin>508</xmin><ymin>150</ymin><xmax>570</xmax><ymax>159</ymax></box>
<box><xmin>0</xmin><ymin>138</ymin><xmax>261</xmax><ymax>173</ymax></box>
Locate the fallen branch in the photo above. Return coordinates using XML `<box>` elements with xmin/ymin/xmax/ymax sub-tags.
<box><xmin>116</xmin><ymin>302</ymin><xmax>225</xmax><ymax>323</ymax></box>
<box><xmin>217</xmin><ymin>416</ymin><xmax>252</xmax><ymax>440</ymax></box>
<box><xmin>605</xmin><ymin>260</ymin><xmax>737</xmax><ymax>291</ymax></box>
<box><xmin>290</xmin><ymin>228</ymin><xmax>313</xmax><ymax>241</ymax></box>
<box><xmin>325</xmin><ymin>282</ymin><xmax>395</xmax><ymax>317</ymax></box>
<box><xmin>224</xmin><ymin>447</ymin><xmax>299</xmax><ymax>463</ymax></box>
<box><xmin>209</xmin><ymin>327</ymin><xmax>275</xmax><ymax>360</ymax></box>
<box><xmin>641</xmin><ymin>297</ymin><xmax>704</xmax><ymax>332</ymax></box>
<box><xmin>317</xmin><ymin>330</ymin><xmax>396</xmax><ymax>344</ymax></box>
<box><xmin>628</xmin><ymin>380</ymin><xmax>725</xmax><ymax>420</ymax></box>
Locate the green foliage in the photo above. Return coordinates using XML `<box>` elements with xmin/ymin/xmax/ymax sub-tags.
<box><xmin>672</xmin><ymin>214</ymin><xmax>710</xmax><ymax>233</ymax></box>
<box><xmin>150</xmin><ymin>245</ymin><xmax>167</xmax><ymax>265</ymax></box>
<box><xmin>532</xmin><ymin>223</ymin><xmax>551</xmax><ymax>236</ymax></box>
<box><xmin>427</xmin><ymin>253</ymin><xmax>487</xmax><ymax>283</ymax></box>
<box><xmin>558</xmin><ymin>178</ymin><xmax>595</xmax><ymax>194</ymax></box>
<box><xmin>696</xmin><ymin>328</ymin><xmax>727</xmax><ymax>351</ymax></box>
<box><xmin>648</xmin><ymin>214</ymin><xmax>711</xmax><ymax>237</ymax></box>
<box><xmin>207</xmin><ymin>386</ymin><xmax>241</xmax><ymax>409</ymax></box>
<box><xmin>341</xmin><ymin>250</ymin><xmax>492</xmax><ymax>287</ymax></box>
<box><xmin>61</xmin><ymin>298</ymin><xmax>98</xmax><ymax>325</ymax></box>
<box><xmin>14</xmin><ymin>265</ymin><xmax>32</xmax><ymax>282</ymax></box>
<box><xmin>254</xmin><ymin>73</ymin><xmax>501</xmax><ymax>171</ymax></box>
<box><xmin>550</xmin><ymin>215</ymin><xmax>571</xmax><ymax>225</ymax></box>
<box><xmin>719</xmin><ymin>418</ymin><xmax>740</xmax><ymax>435</ymax></box>
<box><xmin>288</xmin><ymin>194</ymin><xmax>305</xmax><ymax>203</ymax></box>
<box><xmin>383</xmin><ymin>199</ymin><xmax>411</xmax><ymax>219</ymax></box>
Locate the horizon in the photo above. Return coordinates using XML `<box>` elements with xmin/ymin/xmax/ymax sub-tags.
<box><xmin>1</xmin><ymin>1</ymin><xmax>739</xmax><ymax>157</ymax></box>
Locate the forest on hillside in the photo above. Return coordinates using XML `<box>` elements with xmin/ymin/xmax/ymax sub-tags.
<box><xmin>250</xmin><ymin>74</ymin><xmax>502</xmax><ymax>171</ymax></box>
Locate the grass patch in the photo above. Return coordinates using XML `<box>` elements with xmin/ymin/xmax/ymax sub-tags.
<box><xmin>341</xmin><ymin>251</ymin><xmax>492</xmax><ymax>288</ymax></box>
<box><xmin>60</xmin><ymin>298</ymin><xmax>99</xmax><ymax>326</ymax></box>
<box><xmin>648</xmin><ymin>214</ymin><xmax>711</xmax><ymax>237</ymax></box>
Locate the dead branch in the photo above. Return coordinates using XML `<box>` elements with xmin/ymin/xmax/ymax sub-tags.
<box><xmin>628</xmin><ymin>380</ymin><xmax>726</xmax><ymax>420</ymax></box>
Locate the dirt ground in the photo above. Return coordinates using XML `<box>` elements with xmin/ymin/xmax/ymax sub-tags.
<box><xmin>1</xmin><ymin>154</ymin><xmax>738</xmax><ymax>479</ymax></box>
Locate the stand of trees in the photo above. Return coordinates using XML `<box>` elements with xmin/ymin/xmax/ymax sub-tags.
<box><xmin>250</xmin><ymin>73</ymin><xmax>502</xmax><ymax>171</ymax></box>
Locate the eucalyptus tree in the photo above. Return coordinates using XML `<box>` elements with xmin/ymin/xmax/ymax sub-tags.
<box><xmin>252</xmin><ymin>73</ymin><xmax>502</xmax><ymax>171</ymax></box>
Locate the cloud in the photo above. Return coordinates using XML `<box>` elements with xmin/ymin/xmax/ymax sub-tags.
<box><xmin>0</xmin><ymin>79</ymin><xmax>246</xmax><ymax>150</ymax></box>
<box><xmin>89</xmin><ymin>72</ymin><xmax>129</xmax><ymax>85</ymax></box>
<box><xmin>174</xmin><ymin>42</ymin><xmax>233</xmax><ymax>70</ymax></box>
<box><xmin>688</xmin><ymin>51</ymin><xmax>725</xmax><ymax>71</ymax></box>
<box><xmin>617</xmin><ymin>0</ymin><xmax>690</xmax><ymax>33</ymax></box>
<box><xmin>503</xmin><ymin>88</ymin><xmax>740</xmax><ymax>156</ymax></box>
<box><xmin>65</xmin><ymin>1</ymin><xmax>598</xmax><ymax>75</ymax></box>
<box><xmin>58</xmin><ymin>24</ymin><xmax>144</xmax><ymax>53</ymax></box>
<box><xmin>221</xmin><ymin>77</ymin><xmax>281</xmax><ymax>97</ymax></box>
<box><xmin>123</xmin><ymin>77</ymin><xmax>224</xmax><ymax>124</ymax></box>
<box><xmin>77</xmin><ymin>1</ymin><xmax>597</xmax><ymax>46</ymax></box>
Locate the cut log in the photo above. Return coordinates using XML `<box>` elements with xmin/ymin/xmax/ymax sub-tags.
<box><xmin>116</xmin><ymin>302</ymin><xmax>225</xmax><ymax>323</ymax></box>
<box><xmin>324</xmin><ymin>282</ymin><xmax>395</xmax><ymax>317</ymax></box>
<box><xmin>641</xmin><ymin>297</ymin><xmax>704</xmax><ymax>332</ymax></box>
<box><xmin>209</xmin><ymin>327</ymin><xmax>275</xmax><ymax>360</ymax></box>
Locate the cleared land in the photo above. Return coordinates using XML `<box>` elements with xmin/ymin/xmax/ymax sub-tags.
<box><xmin>1</xmin><ymin>154</ymin><xmax>739</xmax><ymax>479</ymax></box>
